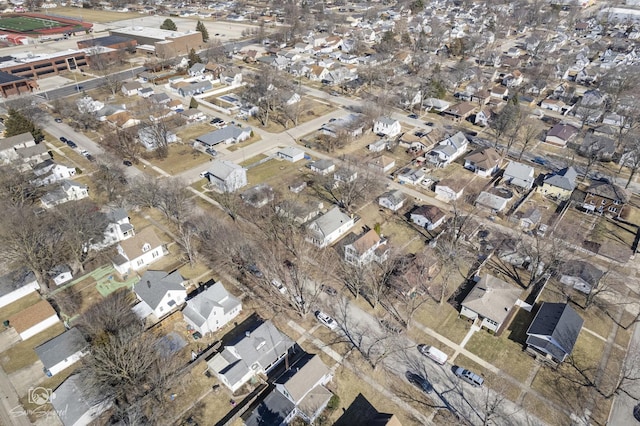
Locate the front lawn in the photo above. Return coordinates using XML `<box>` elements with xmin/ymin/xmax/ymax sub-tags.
<box><xmin>0</xmin><ymin>322</ymin><xmax>66</xmax><ymax>373</ymax></box>
<box><xmin>143</xmin><ymin>144</ymin><xmax>211</xmax><ymax>175</ymax></box>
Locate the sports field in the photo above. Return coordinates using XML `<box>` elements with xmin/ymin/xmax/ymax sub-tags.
<box><xmin>0</xmin><ymin>16</ymin><xmax>65</xmax><ymax>32</ymax></box>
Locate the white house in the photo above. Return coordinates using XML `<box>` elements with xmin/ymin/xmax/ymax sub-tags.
<box><xmin>207</xmin><ymin>160</ymin><xmax>248</xmax><ymax>192</ymax></box>
<box><xmin>196</xmin><ymin>126</ymin><xmax>252</xmax><ymax>147</ymax></box>
<box><xmin>41</xmin><ymin>180</ymin><xmax>89</xmax><ymax>208</ymax></box>
<box><xmin>112</xmin><ymin>227</ymin><xmax>166</xmax><ymax>275</ymax></box>
<box><xmin>368</xmin><ymin>155</ymin><xmax>395</xmax><ymax>174</ymax></box>
<box><xmin>307</xmin><ymin>206</ymin><xmax>355</xmax><ymax>248</ymax></box>
<box><xmin>435</xmin><ymin>178</ymin><xmax>465</xmax><ymax>202</ymax></box>
<box><xmin>427</xmin><ymin>132</ymin><xmax>469</xmax><ymax>166</ymax></box>
<box><xmin>460</xmin><ymin>275</ymin><xmax>523</xmax><ymax>333</ymax></box>
<box><xmin>378</xmin><ymin>190</ymin><xmax>406</xmax><ymax>211</ymax></box>
<box><xmin>35</xmin><ymin>328</ymin><xmax>87</xmax><ymax>377</ymax></box>
<box><xmin>0</xmin><ymin>268</ymin><xmax>40</xmax><ymax>308</ymax></box>
<box><xmin>182</xmin><ymin>281</ymin><xmax>242</xmax><ymax>335</ymax></box>
<box><xmin>559</xmin><ymin>260</ymin><xmax>605</xmax><ymax>294</ymax></box>
<box><xmin>464</xmin><ymin>147</ymin><xmax>501</xmax><ymax>177</ymax></box>
<box><xmin>368</xmin><ymin>139</ymin><xmax>388</xmax><ymax>152</ymax></box>
<box><xmin>276</xmin><ymin>147</ymin><xmax>305</xmax><ymax>163</ymax></box>
<box><xmin>503</xmin><ymin>161</ymin><xmax>535</xmax><ymax>190</ymax></box>
<box><xmin>133</xmin><ymin>270</ymin><xmax>187</xmax><ymax>319</ymax></box>
<box><xmin>91</xmin><ymin>208</ymin><xmax>135</xmax><ymax>250</ymax></box>
<box><xmin>50</xmin><ymin>265</ymin><xmax>73</xmax><ymax>286</ymax></box>
<box><xmin>373</xmin><ymin>116</ymin><xmax>401</xmax><ymax>137</ymax></box>
<box><xmin>411</xmin><ymin>205</ymin><xmax>446</xmax><ymax>230</ymax></box>
<box><xmin>138</xmin><ymin>126</ymin><xmax>178</xmax><ymax>150</ymax></box>
<box><xmin>309</xmin><ymin>159</ymin><xmax>335</xmax><ymax>175</ymax></box>
<box><xmin>121</xmin><ymin>81</ymin><xmax>143</xmax><ymax>96</ymax></box>
<box><xmin>8</xmin><ymin>300</ymin><xmax>60</xmax><ymax>340</ymax></box>
<box><xmin>207</xmin><ymin>321</ymin><xmax>295</xmax><ymax>392</ymax></box>
<box><xmin>343</xmin><ymin>229</ymin><xmax>388</xmax><ymax>266</ymax></box>
<box><xmin>32</xmin><ymin>161</ymin><xmax>76</xmax><ymax>186</ymax></box>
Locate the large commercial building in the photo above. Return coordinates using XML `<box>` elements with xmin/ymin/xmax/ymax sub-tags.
<box><xmin>109</xmin><ymin>26</ymin><xmax>203</xmax><ymax>57</ymax></box>
<box><xmin>0</xmin><ymin>50</ymin><xmax>87</xmax><ymax>80</ymax></box>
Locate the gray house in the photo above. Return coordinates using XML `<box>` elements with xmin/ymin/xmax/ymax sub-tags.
<box><xmin>133</xmin><ymin>270</ymin><xmax>187</xmax><ymax>319</ymax></box>
<box><xmin>460</xmin><ymin>274</ymin><xmax>523</xmax><ymax>333</ymax></box>
<box><xmin>178</xmin><ymin>80</ymin><xmax>213</xmax><ymax>97</ymax></box>
<box><xmin>196</xmin><ymin>126</ymin><xmax>252</xmax><ymax>147</ymax></box>
<box><xmin>35</xmin><ymin>328</ymin><xmax>87</xmax><ymax>377</ymax></box>
<box><xmin>207</xmin><ymin>320</ymin><xmax>295</xmax><ymax>392</ymax></box>
<box><xmin>51</xmin><ymin>374</ymin><xmax>111</xmax><ymax>426</ymax></box>
<box><xmin>526</xmin><ymin>302</ymin><xmax>583</xmax><ymax>366</ymax></box>
<box><xmin>503</xmin><ymin>161</ymin><xmax>535</xmax><ymax>190</ymax></box>
<box><xmin>207</xmin><ymin>160</ymin><xmax>248</xmax><ymax>192</ymax></box>
<box><xmin>559</xmin><ymin>260</ymin><xmax>605</xmax><ymax>294</ymax></box>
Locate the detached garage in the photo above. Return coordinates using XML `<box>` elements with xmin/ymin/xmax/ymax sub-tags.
<box><xmin>7</xmin><ymin>300</ymin><xmax>60</xmax><ymax>340</ymax></box>
<box><xmin>0</xmin><ymin>268</ymin><xmax>40</xmax><ymax>308</ymax></box>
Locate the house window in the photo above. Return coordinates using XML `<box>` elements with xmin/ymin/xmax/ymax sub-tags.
<box><xmin>601</xmin><ymin>199</ymin><xmax>606</xmax><ymax>205</ymax></box>
<box><xmin>142</xmin><ymin>243</ymin><xmax>151</xmax><ymax>252</ymax></box>
<box><xmin>613</xmin><ymin>200</ymin><xmax>621</xmax><ymax>205</ymax></box>
<box><xmin>152</xmin><ymin>251</ymin><xmax>159</xmax><ymax>258</ymax></box>
<box><xmin>137</xmin><ymin>259</ymin><xmax>144</xmax><ymax>266</ymax></box>
<box><xmin>608</xmin><ymin>206</ymin><xmax>617</xmax><ymax>213</ymax></box>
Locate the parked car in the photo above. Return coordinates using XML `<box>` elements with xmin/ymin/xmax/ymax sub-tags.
<box><xmin>271</xmin><ymin>279</ymin><xmax>287</xmax><ymax>294</ymax></box>
<box><xmin>405</xmin><ymin>372</ymin><xmax>433</xmax><ymax>394</ymax></box>
<box><xmin>408</xmin><ymin>113</ymin><xmax>418</xmax><ymax>119</ymax></box>
<box><xmin>315</xmin><ymin>311</ymin><xmax>338</xmax><ymax>330</ymax></box>
<box><xmin>380</xmin><ymin>319</ymin><xmax>403</xmax><ymax>334</ymax></box>
<box><xmin>321</xmin><ymin>285</ymin><xmax>337</xmax><ymax>296</ymax></box>
<box><xmin>59</xmin><ymin>136</ymin><xmax>67</xmax><ymax>143</ymax></box>
<box><xmin>66</xmin><ymin>140</ymin><xmax>77</xmax><ymax>148</ymax></box>
<box><xmin>454</xmin><ymin>367</ymin><xmax>484</xmax><ymax>387</ymax></box>
<box><xmin>199</xmin><ymin>171</ymin><xmax>209</xmax><ymax>179</ymax></box>
<box><xmin>85</xmin><ymin>154</ymin><xmax>95</xmax><ymax>162</ymax></box>
<box><xmin>417</xmin><ymin>344</ymin><xmax>448</xmax><ymax>365</ymax></box>
<box><xmin>205</xmin><ymin>148</ymin><xmax>218</xmax><ymax>157</ymax></box>
<box><xmin>123</xmin><ymin>160</ymin><xmax>133</xmax><ymax>167</ymax></box>
<box><xmin>80</xmin><ymin>150</ymin><xmax>89</xmax><ymax>156</ymax></box>
<box><xmin>247</xmin><ymin>264</ymin><xmax>263</xmax><ymax>278</ymax></box>
<box><xmin>54</xmin><ymin>118</ymin><xmax>63</xmax><ymax>123</ymax></box>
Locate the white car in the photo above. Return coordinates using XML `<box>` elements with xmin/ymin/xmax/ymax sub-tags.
<box><xmin>271</xmin><ymin>279</ymin><xmax>287</xmax><ymax>294</ymax></box>
<box><xmin>315</xmin><ymin>311</ymin><xmax>338</xmax><ymax>330</ymax></box>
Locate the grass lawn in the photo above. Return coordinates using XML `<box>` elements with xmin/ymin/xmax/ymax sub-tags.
<box><xmin>172</xmin><ymin>362</ymin><xmax>224</xmax><ymax>425</ymax></box>
<box><xmin>522</xmin><ymin>392</ymin><xmax>571</xmax><ymax>426</ymax></box>
<box><xmin>175</xmin><ymin>122</ymin><xmax>212</xmax><ymax>143</ymax></box>
<box><xmin>452</xmin><ymin>354</ymin><xmax>521</xmax><ymax>402</ymax></box>
<box><xmin>247</xmin><ymin>98</ymin><xmax>334</xmax><ymax>134</ymax></box>
<box><xmin>0</xmin><ymin>322</ymin><xmax>66</xmax><ymax>374</ymax></box>
<box><xmin>589</xmin><ymin>216</ymin><xmax>636</xmax><ymax>249</ymax></box>
<box><xmin>0</xmin><ymin>293</ymin><xmax>41</xmax><ymax>321</ymax></box>
<box><xmin>178</xmin><ymin>262</ymin><xmax>213</xmax><ymax>284</ymax></box>
<box><xmin>143</xmin><ymin>144</ymin><xmax>211</xmax><ymax>175</ymax></box>
<box><xmin>381</xmin><ymin>218</ymin><xmax>425</xmax><ymax>253</ymax></box>
<box><xmin>246</xmin><ymin>157</ymin><xmax>302</xmax><ymax>186</ymax></box>
<box><xmin>53</xmin><ymin>7</ymin><xmax>141</xmax><ymax>22</ymax></box>
<box><xmin>413</xmin><ymin>302</ymin><xmax>470</xmax><ymax>345</ymax></box>
<box><xmin>464</xmin><ymin>326</ymin><xmax>536</xmax><ymax>383</ymax></box>
<box><xmin>225</xmin><ymin>133</ymin><xmax>262</xmax><ymax>152</ymax></box>
<box><xmin>0</xmin><ymin>16</ymin><xmax>64</xmax><ymax>31</ymax></box>
<box><xmin>239</xmin><ymin>153</ymin><xmax>267</xmax><ymax>168</ymax></box>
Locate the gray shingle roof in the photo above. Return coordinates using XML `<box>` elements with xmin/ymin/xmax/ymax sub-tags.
<box><xmin>196</xmin><ymin>126</ymin><xmax>251</xmax><ymax>146</ymax></box>
<box><xmin>182</xmin><ymin>282</ymin><xmax>241</xmax><ymax>327</ymax></box>
<box><xmin>544</xmin><ymin>167</ymin><xmax>577</xmax><ymax>191</ymax></box>
<box><xmin>208</xmin><ymin>159</ymin><xmax>245</xmax><ymax>180</ymax></box>
<box><xmin>462</xmin><ymin>275</ymin><xmax>523</xmax><ymax>324</ymax></box>
<box><xmin>244</xmin><ymin>389</ymin><xmax>295</xmax><ymax>426</ymax></box>
<box><xmin>560</xmin><ymin>260</ymin><xmax>604</xmax><ymax>286</ymax></box>
<box><xmin>526</xmin><ymin>302</ymin><xmax>583</xmax><ymax>361</ymax></box>
<box><xmin>134</xmin><ymin>270</ymin><xmax>185</xmax><ymax>310</ymax></box>
<box><xmin>309</xmin><ymin>206</ymin><xmax>352</xmax><ymax>238</ymax></box>
<box><xmin>51</xmin><ymin>374</ymin><xmax>106</xmax><ymax>426</ymax></box>
<box><xmin>34</xmin><ymin>328</ymin><xmax>87</xmax><ymax>371</ymax></box>
<box><xmin>0</xmin><ymin>268</ymin><xmax>37</xmax><ymax>298</ymax></box>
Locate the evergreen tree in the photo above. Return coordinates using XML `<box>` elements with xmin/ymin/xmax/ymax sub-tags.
<box><xmin>187</xmin><ymin>48</ymin><xmax>202</xmax><ymax>67</ymax></box>
<box><xmin>5</xmin><ymin>108</ymin><xmax>43</xmax><ymax>142</ymax></box>
<box><xmin>196</xmin><ymin>20</ymin><xmax>209</xmax><ymax>42</ymax></box>
<box><xmin>160</xmin><ymin>19</ymin><xmax>177</xmax><ymax>31</ymax></box>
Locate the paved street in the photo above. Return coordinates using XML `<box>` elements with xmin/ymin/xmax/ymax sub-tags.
<box><xmin>608</xmin><ymin>322</ymin><xmax>640</xmax><ymax>425</ymax></box>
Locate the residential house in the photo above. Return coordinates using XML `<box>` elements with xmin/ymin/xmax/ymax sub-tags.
<box><xmin>443</xmin><ymin>102</ymin><xmax>477</xmax><ymax>122</ymax></box>
<box><xmin>188</xmin><ymin>62</ymin><xmax>206</xmax><ymax>77</ymax></box>
<box><xmin>276</xmin><ymin>147</ymin><xmax>305</xmax><ymax>163</ymax></box>
<box><xmin>14</xmin><ymin>144</ymin><xmax>51</xmax><ymax>170</ymax></box>
<box><xmin>308</xmin><ymin>65</ymin><xmax>329</xmax><ymax>82</ymax></box>
<box><xmin>368</xmin><ymin>155</ymin><xmax>395</xmax><ymax>174</ymax></box>
<box><xmin>182</xmin><ymin>281</ymin><xmax>242</xmax><ymax>335</ymax></box>
<box><xmin>139</xmin><ymin>87</ymin><xmax>154</xmax><ymax>98</ymax></box>
<box><xmin>150</xmin><ymin>93</ymin><xmax>171</xmax><ymax>105</ymax></box>
<box><xmin>276</xmin><ymin>200</ymin><xmax>323</xmax><ymax>224</ymax></box>
<box><xmin>241</xmin><ymin>184</ymin><xmax>274</xmax><ymax>208</ymax></box>
<box><xmin>334</xmin><ymin>168</ymin><xmax>358</xmax><ymax>186</ymax></box>
<box><xmin>220</xmin><ymin>67</ymin><xmax>243</xmax><ymax>86</ymax></box>
<box><xmin>133</xmin><ymin>270</ymin><xmax>187</xmax><ymax>319</ymax></box>
<box><xmin>474</xmin><ymin>108</ymin><xmax>494</xmax><ymax>127</ymax></box>
<box><xmin>8</xmin><ymin>300</ymin><xmax>60</xmax><ymax>340</ymax></box>
<box><xmin>306</xmin><ymin>206</ymin><xmax>355</xmax><ymax>248</ymax></box>
<box><xmin>181</xmin><ymin>109</ymin><xmax>206</xmax><ymax>122</ymax></box>
<box><xmin>262</xmin><ymin>354</ymin><xmax>333</xmax><ymax>424</ymax></box>
<box><xmin>91</xmin><ymin>208</ymin><xmax>134</xmax><ymax>250</ymax></box>
<box><xmin>112</xmin><ymin>227</ymin><xmax>167</xmax><ymax>275</ymax></box>
<box><xmin>207</xmin><ymin>160</ymin><xmax>248</xmax><ymax>193</ymax></box>
<box><xmin>460</xmin><ymin>274</ymin><xmax>523</xmax><ymax>333</ymax></box>
<box><xmin>427</xmin><ymin>132</ymin><xmax>469</xmax><ymax>167</ymax></box>
<box><xmin>518</xmin><ymin>208</ymin><xmax>542</xmax><ymax>231</ymax></box>
<box><xmin>343</xmin><ymin>229</ymin><xmax>388</xmax><ymax>266</ymax></box>
<box><xmin>0</xmin><ymin>268</ymin><xmax>40</xmax><ymax>308</ymax></box>
<box><xmin>397</xmin><ymin>168</ymin><xmax>426</xmax><ymax>185</ymax></box>
<box><xmin>49</xmin><ymin>265</ymin><xmax>72</xmax><ymax>286</ymax></box>
<box><xmin>435</xmin><ymin>178</ymin><xmax>465</xmax><ymax>202</ymax></box>
<box><xmin>389</xmin><ymin>250</ymin><xmax>440</xmax><ymax>297</ymax></box>
<box><xmin>138</xmin><ymin>126</ymin><xmax>178</xmax><ymax>150</ymax></box>
<box><xmin>207</xmin><ymin>320</ymin><xmax>295</xmax><ymax>392</ymax></box>
<box><xmin>378</xmin><ymin>190</ymin><xmax>407</xmax><ymax>212</ymax></box>
<box><xmin>410</xmin><ymin>205</ymin><xmax>446</xmax><ymax>230</ymax></box>
<box><xmin>309</xmin><ymin>159</ymin><xmax>336</xmax><ymax>176</ymax></box>
<box><xmin>503</xmin><ymin>161</ymin><xmax>535</xmax><ymax>190</ymax></box>
<box><xmin>559</xmin><ymin>260</ymin><xmax>605</xmax><ymax>294</ymax></box>
<box><xmin>491</xmin><ymin>85</ymin><xmax>509</xmax><ymax>99</ymax></box>
<box><xmin>320</xmin><ymin>114</ymin><xmax>364</xmax><ymax>139</ymax></box>
<box><xmin>32</xmin><ymin>160</ymin><xmax>76</xmax><ymax>186</ymax></box>
<box><xmin>545</xmin><ymin>123</ymin><xmax>579</xmax><ymax>147</ymax></box>
<box><xmin>502</xmin><ymin>70</ymin><xmax>523</xmax><ymax>87</ymax></box>
<box><xmin>423</xmin><ymin>98</ymin><xmax>451</xmax><ymax>112</ymax></box>
<box><xmin>121</xmin><ymin>81</ymin><xmax>142</xmax><ymax>96</ymax></box>
<box><xmin>582</xmin><ymin>181</ymin><xmax>630</xmax><ymax>217</ymax></box>
<box><xmin>464</xmin><ymin>147</ymin><xmax>501</xmax><ymax>177</ymax></box>
<box><xmin>580</xmin><ymin>133</ymin><xmax>615</xmax><ymax>162</ymax></box>
<box><xmin>475</xmin><ymin>191</ymin><xmax>510</xmax><ymax>212</ymax></box>
<box><xmin>35</xmin><ymin>328</ymin><xmax>87</xmax><ymax>377</ymax></box>
<box><xmin>373</xmin><ymin>117</ymin><xmax>401</xmax><ymax>137</ymax></box>
<box><xmin>525</xmin><ymin>302</ymin><xmax>583</xmax><ymax>366</ymax></box>
<box><xmin>178</xmin><ymin>80</ymin><xmax>213</xmax><ymax>97</ymax></box>
<box><xmin>289</xmin><ymin>181</ymin><xmax>306</xmax><ymax>194</ymax></box>
<box><xmin>243</xmin><ymin>388</ymin><xmax>296</xmax><ymax>426</ymax></box>
<box><xmin>41</xmin><ymin>180</ymin><xmax>89</xmax><ymax>208</ymax></box>
<box><xmin>538</xmin><ymin>167</ymin><xmax>577</xmax><ymax>201</ymax></box>
<box><xmin>51</xmin><ymin>374</ymin><xmax>111</xmax><ymax>426</ymax></box>
<box><xmin>368</xmin><ymin>139</ymin><xmax>388</xmax><ymax>153</ymax></box>
<box><xmin>0</xmin><ymin>132</ymin><xmax>35</xmax><ymax>163</ymax></box>
<box><xmin>540</xmin><ymin>98</ymin><xmax>566</xmax><ymax>112</ymax></box>
<box><xmin>106</xmin><ymin>111</ymin><xmax>140</xmax><ymax>129</ymax></box>
<box><xmin>196</xmin><ymin>126</ymin><xmax>252</xmax><ymax>147</ymax></box>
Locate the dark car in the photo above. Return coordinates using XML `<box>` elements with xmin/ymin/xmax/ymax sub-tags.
<box><xmin>59</xmin><ymin>136</ymin><xmax>67</xmax><ymax>143</ymax></box>
<box><xmin>425</xmin><ymin>121</ymin><xmax>435</xmax><ymax>126</ymax></box>
<box><xmin>247</xmin><ymin>264</ymin><xmax>263</xmax><ymax>278</ymax></box>
<box><xmin>380</xmin><ymin>319</ymin><xmax>403</xmax><ymax>334</ymax></box>
<box><xmin>54</xmin><ymin>118</ymin><xmax>63</xmax><ymax>123</ymax></box>
<box><xmin>123</xmin><ymin>160</ymin><xmax>133</xmax><ymax>167</ymax></box>
<box><xmin>205</xmin><ymin>148</ymin><xmax>218</xmax><ymax>157</ymax></box>
<box><xmin>532</xmin><ymin>156</ymin><xmax>548</xmax><ymax>165</ymax></box>
<box><xmin>66</xmin><ymin>140</ymin><xmax>77</xmax><ymax>148</ymax></box>
<box><xmin>406</xmin><ymin>372</ymin><xmax>433</xmax><ymax>394</ymax></box>
<box><xmin>321</xmin><ymin>285</ymin><xmax>337</xmax><ymax>296</ymax></box>
<box><xmin>408</xmin><ymin>113</ymin><xmax>418</xmax><ymax>119</ymax></box>
<box><xmin>85</xmin><ymin>154</ymin><xmax>95</xmax><ymax>162</ymax></box>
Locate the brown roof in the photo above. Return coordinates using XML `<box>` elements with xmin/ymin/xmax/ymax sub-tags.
<box><xmin>119</xmin><ymin>227</ymin><xmax>164</xmax><ymax>261</ymax></box>
<box><xmin>282</xmin><ymin>355</ymin><xmax>330</xmax><ymax>402</ymax></box>
<box><xmin>310</xmin><ymin>65</ymin><xmax>326</xmax><ymax>77</ymax></box>
<box><xmin>436</xmin><ymin>177</ymin><xmax>466</xmax><ymax>192</ymax></box>
<box><xmin>444</xmin><ymin>102</ymin><xmax>476</xmax><ymax>117</ymax></box>
<box><xmin>464</xmin><ymin>147</ymin><xmax>501</xmax><ymax>169</ymax></box>
<box><xmin>413</xmin><ymin>204</ymin><xmax>446</xmax><ymax>222</ymax></box>
<box><xmin>352</xmin><ymin>229</ymin><xmax>382</xmax><ymax>255</ymax></box>
<box><xmin>8</xmin><ymin>300</ymin><xmax>57</xmax><ymax>333</ymax></box>
<box><xmin>368</xmin><ymin>155</ymin><xmax>395</xmax><ymax>168</ymax></box>
<box><xmin>462</xmin><ymin>275</ymin><xmax>523</xmax><ymax>324</ymax></box>
<box><xmin>547</xmin><ymin>123</ymin><xmax>578</xmax><ymax>141</ymax></box>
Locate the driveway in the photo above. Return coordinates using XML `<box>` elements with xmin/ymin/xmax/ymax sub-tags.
<box><xmin>9</xmin><ymin>362</ymin><xmax>46</xmax><ymax>397</ymax></box>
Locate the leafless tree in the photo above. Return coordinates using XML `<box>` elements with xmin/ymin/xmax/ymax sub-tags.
<box><xmin>243</xmin><ymin>67</ymin><xmax>292</xmax><ymax>126</ymax></box>
<box><xmin>0</xmin><ymin>164</ymin><xmax>46</xmax><ymax>207</ymax></box>
<box><xmin>517</xmin><ymin>118</ymin><xmax>543</xmax><ymax>161</ymax></box>
<box><xmin>175</xmin><ymin>216</ymin><xmax>200</xmax><ymax>267</ymax></box>
<box><xmin>315</xmin><ymin>161</ymin><xmax>384</xmax><ymax>212</ymax></box>
<box><xmin>102</xmin><ymin>127</ymin><xmax>143</xmax><ymax>164</ymax></box>
<box><xmin>134</xmin><ymin>99</ymin><xmax>186</xmax><ymax>158</ymax></box>
<box><xmin>618</xmin><ymin>131</ymin><xmax>640</xmax><ymax>188</ymax></box>
<box><xmin>93</xmin><ymin>159</ymin><xmax>128</xmax><ymax>202</ymax></box>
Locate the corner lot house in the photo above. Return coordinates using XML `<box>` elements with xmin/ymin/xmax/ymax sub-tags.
<box><xmin>133</xmin><ymin>270</ymin><xmax>187</xmax><ymax>319</ymax></box>
<box><xmin>41</xmin><ymin>180</ymin><xmax>89</xmax><ymax>208</ymax></box>
<box><xmin>182</xmin><ymin>281</ymin><xmax>242</xmax><ymax>335</ymax></box>
<box><xmin>276</xmin><ymin>147</ymin><xmax>305</xmax><ymax>162</ymax></box>
<box><xmin>526</xmin><ymin>302</ymin><xmax>583</xmax><ymax>366</ymax></box>
<box><xmin>307</xmin><ymin>206</ymin><xmax>355</xmax><ymax>248</ymax></box>
<box><xmin>207</xmin><ymin>320</ymin><xmax>295</xmax><ymax>392</ymax></box>
<box><xmin>8</xmin><ymin>300</ymin><xmax>60</xmax><ymax>340</ymax></box>
<box><xmin>460</xmin><ymin>274</ymin><xmax>523</xmax><ymax>334</ymax></box>
<box><xmin>464</xmin><ymin>147</ymin><xmax>501</xmax><ymax>177</ymax></box>
<box><xmin>368</xmin><ymin>155</ymin><xmax>396</xmax><ymax>173</ymax></box>
<box><xmin>503</xmin><ymin>161</ymin><xmax>535</xmax><ymax>190</ymax></box>
<box><xmin>207</xmin><ymin>160</ymin><xmax>248</xmax><ymax>193</ymax></box>
<box><xmin>378</xmin><ymin>190</ymin><xmax>407</xmax><ymax>211</ymax></box>
<box><xmin>373</xmin><ymin>116</ymin><xmax>401</xmax><ymax>137</ymax></box>
<box><xmin>112</xmin><ymin>227</ymin><xmax>167</xmax><ymax>275</ymax></box>
<box><xmin>559</xmin><ymin>260</ymin><xmax>605</xmax><ymax>294</ymax></box>
<box><xmin>0</xmin><ymin>268</ymin><xmax>40</xmax><ymax>308</ymax></box>
<box><xmin>196</xmin><ymin>126</ymin><xmax>252</xmax><ymax>147</ymax></box>
<box><xmin>411</xmin><ymin>205</ymin><xmax>446</xmax><ymax>230</ymax></box>
<box><xmin>309</xmin><ymin>159</ymin><xmax>335</xmax><ymax>175</ymax></box>
<box><xmin>538</xmin><ymin>167</ymin><xmax>577</xmax><ymax>201</ymax></box>
<box><xmin>35</xmin><ymin>328</ymin><xmax>87</xmax><ymax>377</ymax></box>
<box><xmin>52</xmin><ymin>374</ymin><xmax>111</xmax><ymax>426</ymax></box>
